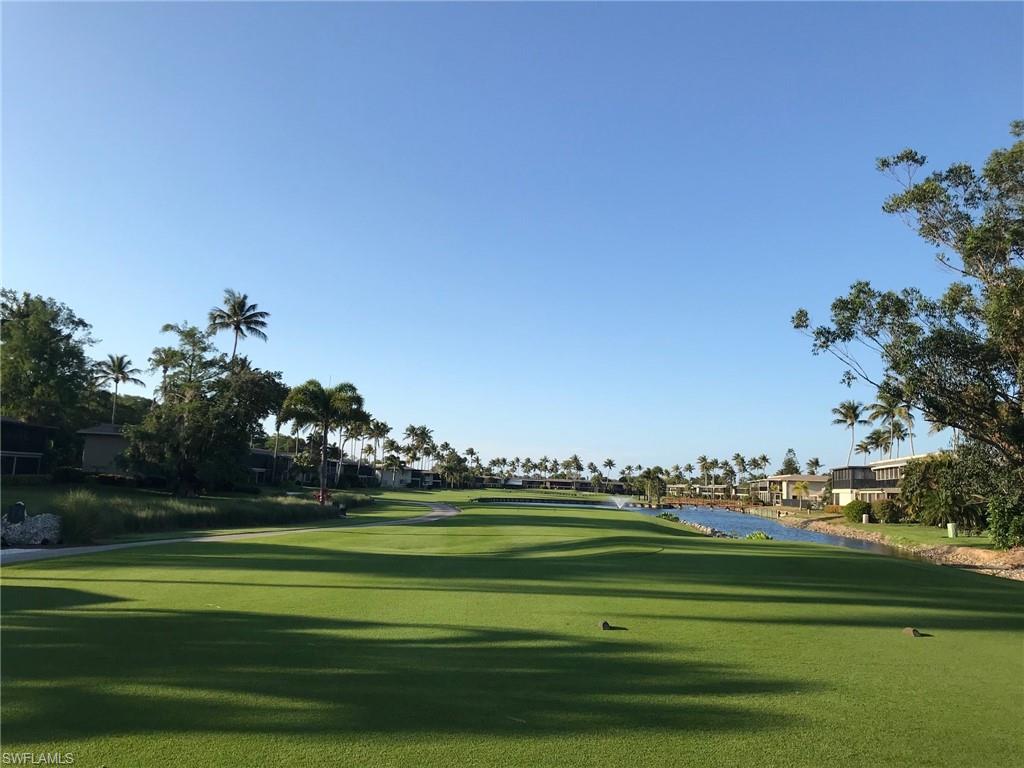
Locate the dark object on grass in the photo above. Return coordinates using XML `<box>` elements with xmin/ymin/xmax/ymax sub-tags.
<box><xmin>5</xmin><ymin>502</ymin><xmax>26</xmax><ymax>524</ymax></box>
<box><xmin>599</xmin><ymin>620</ymin><xmax>627</xmax><ymax>631</ymax></box>
<box><xmin>902</xmin><ymin>627</ymin><xmax>923</xmax><ymax>637</ymax></box>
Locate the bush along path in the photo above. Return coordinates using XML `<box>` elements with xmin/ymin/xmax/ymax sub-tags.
<box><xmin>0</xmin><ymin>502</ymin><xmax>460</xmax><ymax>565</ymax></box>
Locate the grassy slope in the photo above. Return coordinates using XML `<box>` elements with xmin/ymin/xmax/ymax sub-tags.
<box><xmin>2</xmin><ymin>500</ymin><xmax>1022</xmax><ymax>767</ymax></box>
<box><xmin>827</xmin><ymin>519</ymin><xmax>995</xmax><ymax>549</ymax></box>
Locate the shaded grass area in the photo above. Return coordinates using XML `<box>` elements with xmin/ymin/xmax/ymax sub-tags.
<box><xmin>2</xmin><ymin>503</ymin><xmax>1022</xmax><ymax>767</ymax></box>
<box><xmin>2</xmin><ymin>485</ymin><xmax>378</xmax><ymax>544</ymax></box>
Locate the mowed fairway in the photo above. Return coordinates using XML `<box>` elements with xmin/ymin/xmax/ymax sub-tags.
<box><xmin>2</xmin><ymin>499</ymin><xmax>1022</xmax><ymax>767</ymax></box>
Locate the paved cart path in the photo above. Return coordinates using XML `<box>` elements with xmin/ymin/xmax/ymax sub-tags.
<box><xmin>0</xmin><ymin>502</ymin><xmax>460</xmax><ymax>565</ymax></box>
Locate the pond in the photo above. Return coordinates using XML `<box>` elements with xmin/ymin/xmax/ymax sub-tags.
<box><xmin>478</xmin><ymin>497</ymin><xmax>903</xmax><ymax>557</ymax></box>
<box><xmin>632</xmin><ymin>504</ymin><xmax>901</xmax><ymax>555</ymax></box>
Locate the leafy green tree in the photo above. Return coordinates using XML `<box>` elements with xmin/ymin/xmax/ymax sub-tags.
<box><xmin>795</xmin><ymin>124</ymin><xmax>1024</xmax><ymax>540</ymax></box>
<box><xmin>899</xmin><ymin>450</ymin><xmax>987</xmax><ymax>533</ymax></box>
<box><xmin>94</xmin><ymin>354</ymin><xmax>145</xmax><ymax>423</ymax></box>
<box><xmin>778</xmin><ymin>448</ymin><xmax>801</xmax><ymax>475</ymax></box>
<box><xmin>207</xmin><ymin>289</ymin><xmax>270</xmax><ymax>360</ymax></box>
<box><xmin>0</xmin><ymin>290</ymin><xmax>96</xmax><ymax>463</ymax></box>
<box><xmin>124</xmin><ymin>326</ymin><xmax>287</xmax><ymax>495</ymax></box>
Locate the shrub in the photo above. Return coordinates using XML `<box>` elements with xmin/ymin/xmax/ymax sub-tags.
<box><xmin>745</xmin><ymin>530</ymin><xmax>773</xmax><ymax>540</ymax></box>
<box><xmin>823</xmin><ymin>505</ymin><xmax>844</xmax><ymax>517</ymax></box>
<box><xmin>657</xmin><ymin>511</ymin><xmax>680</xmax><ymax>522</ymax></box>
<box><xmin>55</xmin><ymin>489</ymin><xmax>123</xmax><ymax>544</ymax></box>
<box><xmin>988</xmin><ymin>491</ymin><xmax>1024</xmax><ymax>549</ymax></box>
<box><xmin>871</xmin><ymin>499</ymin><xmax>903</xmax><ymax>523</ymax></box>
<box><xmin>843</xmin><ymin>499</ymin><xmax>872</xmax><ymax>523</ymax></box>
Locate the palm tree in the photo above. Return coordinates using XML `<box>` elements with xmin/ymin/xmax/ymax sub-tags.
<box><xmin>855</xmin><ymin>439</ymin><xmax>872</xmax><ymax>464</ymax></box>
<box><xmin>281</xmin><ymin>380</ymin><xmax>361</xmax><ymax>503</ymax></box>
<box><xmin>603</xmin><ymin>458</ymin><xmax>616</xmax><ymax>477</ymax></box>
<box><xmin>868</xmin><ymin>391</ymin><xmax>912</xmax><ymax>460</ymax></box>
<box><xmin>889</xmin><ymin>421</ymin><xmax>909</xmax><ymax>457</ymax></box>
<box><xmin>805</xmin><ymin>457</ymin><xmax>823</xmax><ymax>475</ymax></box>
<box><xmin>696</xmin><ymin>455</ymin><xmax>711</xmax><ymax>495</ymax></box>
<box><xmin>866</xmin><ymin>427</ymin><xmax>891</xmax><ymax>460</ymax></box>
<box><xmin>793</xmin><ymin>481</ymin><xmax>810</xmax><ymax>510</ymax></box>
<box><xmin>832</xmin><ymin>400</ymin><xmax>871</xmax><ymax>465</ymax></box>
<box><xmin>207</xmin><ymin>289</ymin><xmax>270</xmax><ymax>360</ymax></box>
<box><xmin>148</xmin><ymin>346</ymin><xmax>181</xmax><ymax>401</ymax></box>
<box><xmin>94</xmin><ymin>354</ymin><xmax>145</xmax><ymax>423</ymax></box>
<box><xmin>731</xmin><ymin>453</ymin><xmax>747</xmax><ymax>482</ymax></box>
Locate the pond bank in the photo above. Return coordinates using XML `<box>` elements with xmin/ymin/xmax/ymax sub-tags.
<box><xmin>774</xmin><ymin>514</ymin><xmax>1024</xmax><ymax>581</ymax></box>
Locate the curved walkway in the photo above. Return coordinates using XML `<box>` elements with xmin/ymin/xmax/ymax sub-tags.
<box><xmin>0</xmin><ymin>502</ymin><xmax>460</xmax><ymax>566</ymax></box>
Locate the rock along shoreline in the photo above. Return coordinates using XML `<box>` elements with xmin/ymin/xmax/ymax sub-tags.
<box><xmin>772</xmin><ymin>513</ymin><xmax>1024</xmax><ymax>581</ymax></box>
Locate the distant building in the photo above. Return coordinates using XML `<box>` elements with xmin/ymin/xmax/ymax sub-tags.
<box><xmin>1</xmin><ymin>417</ymin><xmax>53</xmax><ymax>476</ymax></box>
<box><xmin>830</xmin><ymin>453</ymin><xmax>936</xmax><ymax>505</ymax></box>
<box><xmin>745</xmin><ymin>474</ymin><xmax>830</xmax><ymax>506</ymax></box>
<box><xmin>77</xmin><ymin>423</ymin><xmax>128</xmax><ymax>473</ymax></box>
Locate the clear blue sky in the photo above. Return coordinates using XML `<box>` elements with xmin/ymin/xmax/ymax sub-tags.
<box><xmin>4</xmin><ymin>2</ymin><xmax>1021</xmax><ymax>471</ymax></box>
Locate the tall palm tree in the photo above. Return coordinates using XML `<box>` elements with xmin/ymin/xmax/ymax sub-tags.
<box><xmin>731</xmin><ymin>453</ymin><xmax>747</xmax><ymax>481</ymax></box>
<box><xmin>603</xmin><ymin>458</ymin><xmax>616</xmax><ymax>477</ymax></box>
<box><xmin>865</xmin><ymin>428</ymin><xmax>891</xmax><ymax>461</ymax></box>
<box><xmin>148</xmin><ymin>346</ymin><xmax>181</xmax><ymax>401</ymax></box>
<box><xmin>696</xmin><ymin>455</ymin><xmax>711</xmax><ymax>494</ymax></box>
<box><xmin>855</xmin><ymin>439</ymin><xmax>872</xmax><ymax>465</ymax></box>
<box><xmin>868</xmin><ymin>392</ymin><xmax>912</xmax><ymax>460</ymax></box>
<box><xmin>281</xmin><ymin>379</ymin><xmax>361</xmax><ymax>503</ymax></box>
<box><xmin>832</xmin><ymin>400</ymin><xmax>871</xmax><ymax>465</ymax></box>
<box><xmin>94</xmin><ymin>354</ymin><xmax>145</xmax><ymax>423</ymax></box>
<box><xmin>207</xmin><ymin>289</ymin><xmax>270</xmax><ymax>360</ymax></box>
<box><xmin>369</xmin><ymin>420</ymin><xmax>391</xmax><ymax>468</ymax></box>
<box><xmin>805</xmin><ymin>457</ymin><xmax>823</xmax><ymax>475</ymax></box>
<box><xmin>889</xmin><ymin>421</ymin><xmax>909</xmax><ymax>457</ymax></box>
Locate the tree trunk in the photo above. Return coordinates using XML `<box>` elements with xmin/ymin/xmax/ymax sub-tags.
<box><xmin>111</xmin><ymin>382</ymin><xmax>119</xmax><ymax>423</ymax></box>
<box><xmin>319</xmin><ymin>422</ymin><xmax>328</xmax><ymax>503</ymax></box>
<box><xmin>231</xmin><ymin>331</ymin><xmax>239</xmax><ymax>360</ymax></box>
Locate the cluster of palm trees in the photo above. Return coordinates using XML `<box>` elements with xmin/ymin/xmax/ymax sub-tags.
<box><xmin>95</xmin><ymin>289</ymin><xmax>273</xmax><ymax>422</ymax></box>
<box><xmin>831</xmin><ymin>395</ymin><xmax>916</xmax><ymax>465</ymax></box>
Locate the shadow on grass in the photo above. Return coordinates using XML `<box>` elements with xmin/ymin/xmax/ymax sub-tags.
<box><xmin>1</xmin><ymin>585</ymin><xmax>809</xmax><ymax>745</ymax></box>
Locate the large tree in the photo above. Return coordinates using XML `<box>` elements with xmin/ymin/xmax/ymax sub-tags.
<box><xmin>0</xmin><ymin>290</ymin><xmax>96</xmax><ymax>464</ymax></box>
<box><xmin>795</xmin><ymin>124</ymin><xmax>1024</xmax><ymax>544</ymax></box>
<box><xmin>123</xmin><ymin>324</ymin><xmax>287</xmax><ymax>495</ymax></box>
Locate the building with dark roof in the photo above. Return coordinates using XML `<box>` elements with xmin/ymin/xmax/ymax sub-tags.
<box><xmin>1</xmin><ymin>417</ymin><xmax>53</xmax><ymax>475</ymax></box>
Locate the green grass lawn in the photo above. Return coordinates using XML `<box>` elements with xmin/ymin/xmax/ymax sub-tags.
<box><xmin>827</xmin><ymin>519</ymin><xmax>995</xmax><ymax>550</ymax></box>
<box><xmin>2</xmin><ymin>501</ymin><xmax>1022</xmax><ymax>767</ymax></box>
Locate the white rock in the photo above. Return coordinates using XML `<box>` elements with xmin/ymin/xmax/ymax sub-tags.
<box><xmin>1</xmin><ymin>513</ymin><xmax>62</xmax><ymax>546</ymax></box>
